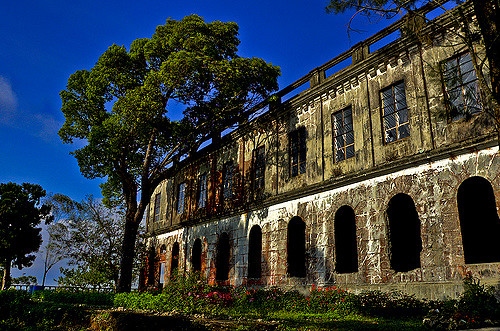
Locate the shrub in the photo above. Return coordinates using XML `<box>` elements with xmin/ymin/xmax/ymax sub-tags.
<box><xmin>0</xmin><ymin>289</ymin><xmax>31</xmax><ymax>319</ymax></box>
<box><xmin>456</xmin><ymin>273</ymin><xmax>499</xmax><ymax>321</ymax></box>
<box><xmin>354</xmin><ymin>290</ymin><xmax>425</xmax><ymax>318</ymax></box>
<box><xmin>32</xmin><ymin>289</ymin><xmax>114</xmax><ymax>306</ymax></box>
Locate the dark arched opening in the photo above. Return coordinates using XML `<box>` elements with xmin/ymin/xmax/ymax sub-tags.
<box><xmin>216</xmin><ymin>232</ymin><xmax>230</xmax><ymax>281</ymax></box>
<box><xmin>171</xmin><ymin>242</ymin><xmax>180</xmax><ymax>277</ymax></box>
<box><xmin>287</xmin><ymin>217</ymin><xmax>306</xmax><ymax>277</ymax></box>
<box><xmin>334</xmin><ymin>205</ymin><xmax>358</xmax><ymax>273</ymax></box>
<box><xmin>248</xmin><ymin>225</ymin><xmax>262</xmax><ymax>279</ymax></box>
<box><xmin>159</xmin><ymin>244</ymin><xmax>166</xmax><ymax>284</ymax></box>
<box><xmin>458</xmin><ymin>176</ymin><xmax>500</xmax><ymax>264</ymax></box>
<box><xmin>147</xmin><ymin>245</ymin><xmax>156</xmax><ymax>286</ymax></box>
<box><xmin>387</xmin><ymin>193</ymin><xmax>422</xmax><ymax>272</ymax></box>
<box><xmin>191</xmin><ymin>238</ymin><xmax>202</xmax><ymax>272</ymax></box>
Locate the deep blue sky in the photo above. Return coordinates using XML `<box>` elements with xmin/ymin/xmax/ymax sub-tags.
<box><xmin>0</xmin><ymin>0</ymin><xmax>421</xmax><ymax>284</ymax></box>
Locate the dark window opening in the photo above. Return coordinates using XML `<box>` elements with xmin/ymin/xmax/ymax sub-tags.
<box><xmin>381</xmin><ymin>82</ymin><xmax>409</xmax><ymax>144</ymax></box>
<box><xmin>197</xmin><ymin>174</ymin><xmax>207</xmax><ymax>209</ymax></box>
<box><xmin>387</xmin><ymin>193</ymin><xmax>422</xmax><ymax>272</ymax></box>
<box><xmin>290</xmin><ymin>127</ymin><xmax>307</xmax><ymax>177</ymax></box>
<box><xmin>223</xmin><ymin>162</ymin><xmax>233</xmax><ymax>200</ymax></box>
<box><xmin>171</xmin><ymin>242</ymin><xmax>180</xmax><ymax>277</ymax></box>
<box><xmin>458</xmin><ymin>176</ymin><xmax>500</xmax><ymax>264</ymax></box>
<box><xmin>253</xmin><ymin>146</ymin><xmax>266</xmax><ymax>191</ymax></box>
<box><xmin>334</xmin><ymin>205</ymin><xmax>358</xmax><ymax>273</ymax></box>
<box><xmin>216</xmin><ymin>232</ymin><xmax>230</xmax><ymax>281</ymax></box>
<box><xmin>177</xmin><ymin>183</ymin><xmax>186</xmax><ymax>214</ymax></box>
<box><xmin>153</xmin><ymin>193</ymin><xmax>161</xmax><ymax>222</ymax></box>
<box><xmin>191</xmin><ymin>238</ymin><xmax>202</xmax><ymax>272</ymax></box>
<box><xmin>287</xmin><ymin>217</ymin><xmax>306</xmax><ymax>277</ymax></box>
<box><xmin>443</xmin><ymin>53</ymin><xmax>482</xmax><ymax>121</ymax></box>
<box><xmin>333</xmin><ymin>107</ymin><xmax>355</xmax><ymax>162</ymax></box>
<box><xmin>248</xmin><ymin>225</ymin><xmax>262</xmax><ymax>279</ymax></box>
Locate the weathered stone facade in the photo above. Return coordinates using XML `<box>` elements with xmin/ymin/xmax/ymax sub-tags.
<box><xmin>142</xmin><ymin>1</ymin><xmax>500</xmax><ymax>299</ymax></box>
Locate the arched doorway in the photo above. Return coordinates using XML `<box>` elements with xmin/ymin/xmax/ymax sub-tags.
<box><xmin>287</xmin><ymin>217</ymin><xmax>306</xmax><ymax>277</ymax></box>
<box><xmin>386</xmin><ymin>193</ymin><xmax>422</xmax><ymax>272</ymax></box>
<box><xmin>191</xmin><ymin>238</ymin><xmax>202</xmax><ymax>272</ymax></box>
<box><xmin>458</xmin><ymin>176</ymin><xmax>500</xmax><ymax>264</ymax></box>
<box><xmin>216</xmin><ymin>232</ymin><xmax>230</xmax><ymax>281</ymax></box>
<box><xmin>334</xmin><ymin>205</ymin><xmax>358</xmax><ymax>273</ymax></box>
<box><xmin>248</xmin><ymin>225</ymin><xmax>262</xmax><ymax>279</ymax></box>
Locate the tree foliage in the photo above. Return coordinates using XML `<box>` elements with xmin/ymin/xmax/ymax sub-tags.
<box><xmin>59</xmin><ymin>15</ymin><xmax>280</xmax><ymax>292</ymax></box>
<box><xmin>0</xmin><ymin>182</ymin><xmax>52</xmax><ymax>289</ymax></box>
<box><xmin>47</xmin><ymin>194</ymin><xmax>144</xmax><ymax>289</ymax></box>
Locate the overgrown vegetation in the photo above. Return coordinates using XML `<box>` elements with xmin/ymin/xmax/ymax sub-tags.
<box><xmin>1</xmin><ymin>273</ymin><xmax>500</xmax><ymax>330</ymax></box>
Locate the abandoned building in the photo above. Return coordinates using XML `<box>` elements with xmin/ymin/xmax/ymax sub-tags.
<box><xmin>142</xmin><ymin>1</ymin><xmax>500</xmax><ymax>299</ymax></box>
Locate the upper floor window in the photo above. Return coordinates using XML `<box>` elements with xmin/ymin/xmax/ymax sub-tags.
<box><xmin>153</xmin><ymin>193</ymin><xmax>161</xmax><ymax>222</ymax></box>
<box><xmin>332</xmin><ymin>107</ymin><xmax>354</xmax><ymax>162</ymax></box>
<box><xmin>223</xmin><ymin>162</ymin><xmax>233</xmax><ymax>199</ymax></box>
<box><xmin>197</xmin><ymin>173</ymin><xmax>207</xmax><ymax>209</ymax></box>
<box><xmin>381</xmin><ymin>82</ymin><xmax>409</xmax><ymax>144</ymax></box>
<box><xmin>289</xmin><ymin>127</ymin><xmax>306</xmax><ymax>177</ymax></box>
<box><xmin>253</xmin><ymin>146</ymin><xmax>265</xmax><ymax>190</ymax></box>
<box><xmin>443</xmin><ymin>53</ymin><xmax>482</xmax><ymax>121</ymax></box>
<box><xmin>177</xmin><ymin>182</ymin><xmax>186</xmax><ymax>214</ymax></box>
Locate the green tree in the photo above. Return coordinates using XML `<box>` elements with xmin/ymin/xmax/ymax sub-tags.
<box><xmin>47</xmin><ymin>194</ymin><xmax>143</xmax><ymax>290</ymax></box>
<box><xmin>325</xmin><ymin>0</ymin><xmax>500</xmax><ymax>141</ymax></box>
<box><xmin>0</xmin><ymin>182</ymin><xmax>52</xmax><ymax>290</ymax></box>
<box><xmin>59</xmin><ymin>15</ymin><xmax>280</xmax><ymax>292</ymax></box>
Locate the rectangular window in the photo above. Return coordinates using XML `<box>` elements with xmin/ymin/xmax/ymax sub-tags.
<box><xmin>177</xmin><ymin>182</ymin><xmax>186</xmax><ymax>214</ymax></box>
<box><xmin>381</xmin><ymin>81</ymin><xmax>409</xmax><ymax>144</ymax></box>
<box><xmin>223</xmin><ymin>162</ymin><xmax>233</xmax><ymax>199</ymax></box>
<box><xmin>197</xmin><ymin>173</ymin><xmax>207</xmax><ymax>208</ymax></box>
<box><xmin>290</xmin><ymin>127</ymin><xmax>306</xmax><ymax>177</ymax></box>
<box><xmin>253</xmin><ymin>146</ymin><xmax>265</xmax><ymax>190</ymax></box>
<box><xmin>443</xmin><ymin>52</ymin><xmax>482</xmax><ymax>121</ymax></box>
<box><xmin>153</xmin><ymin>193</ymin><xmax>161</xmax><ymax>222</ymax></box>
<box><xmin>332</xmin><ymin>107</ymin><xmax>355</xmax><ymax>162</ymax></box>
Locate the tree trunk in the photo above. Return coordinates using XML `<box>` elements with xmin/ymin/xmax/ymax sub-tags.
<box><xmin>42</xmin><ymin>270</ymin><xmax>47</xmax><ymax>287</ymax></box>
<box><xmin>1</xmin><ymin>261</ymin><xmax>11</xmax><ymax>290</ymax></box>
<box><xmin>116</xmin><ymin>212</ymin><xmax>140</xmax><ymax>293</ymax></box>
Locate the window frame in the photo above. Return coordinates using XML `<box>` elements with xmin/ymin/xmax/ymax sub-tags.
<box><xmin>380</xmin><ymin>81</ymin><xmax>410</xmax><ymax>144</ymax></box>
<box><xmin>332</xmin><ymin>106</ymin><xmax>355</xmax><ymax>163</ymax></box>
<box><xmin>441</xmin><ymin>52</ymin><xmax>482</xmax><ymax>121</ymax></box>
<box><xmin>222</xmin><ymin>161</ymin><xmax>233</xmax><ymax>200</ymax></box>
<box><xmin>177</xmin><ymin>182</ymin><xmax>186</xmax><ymax>214</ymax></box>
<box><xmin>252</xmin><ymin>145</ymin><xmax>266</xmax><ymax>191</ymax></box>
<box><xmin>197</xmin><ymin>173</ymin><xmax>207</xmax><ymax>209</ymax></box>
<box><xmin>289</xmin><ymin>127</ymin><xmax>307</xmax><ymax>177</ymax></box>
<box><xmin>153</xmin><ymin>193</ymin><xmax>161</xmax><ymax>223</ymax></box>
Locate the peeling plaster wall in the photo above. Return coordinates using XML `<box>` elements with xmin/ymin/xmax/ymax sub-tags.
<box><xmin>147</xmin><ymin>147</ymin><xmax>500</xmax><ymax>299</ymax></box>
<box><xmin>143</xmin><ymin>2</ymin><xmax>500</xmax><ymax>300</ymax></box>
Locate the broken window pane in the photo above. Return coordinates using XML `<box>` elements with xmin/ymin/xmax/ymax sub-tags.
<box><xmin>443</xmin><ymin>53</ymin><xmax>482</xmax><ymax>121</ymax></box>
<box><xmin>381</xmin><ymin>82</ymin><xmax>410</xmax><ymax>143</ymax></box>
<box><xmin>332</xmin><ymin>107</ymin><xmax>355</xmax><ymax>163</ymax></box>
<box><xmin>289</xmin><ymin>127</ymin><xmax>307</xmax><ymax>177</ymax></box>
<box><xmin>177</xmin><ymin>183</ymin><xmax>186</xmax><ymax>214</ymax></box>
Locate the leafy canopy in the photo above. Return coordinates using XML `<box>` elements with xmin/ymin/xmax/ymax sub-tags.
<box><xmin>0</xmin><ymin>182</ymin><xmax>52</xmax><ymax>270</ymax></box>
<box><xmin>47</xmin><ymin>194</ymin><xmax>143</xmax><ymax>288</ymax></box>
<box><xmin>59</xmin><ymin>14</ymin><xmax>281</xmax><ymax>200</ymax></box>
<box><xmin>326</xmin><ymin>0</ymin><xmax>463</xmax><ymax>18</ymax></box>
